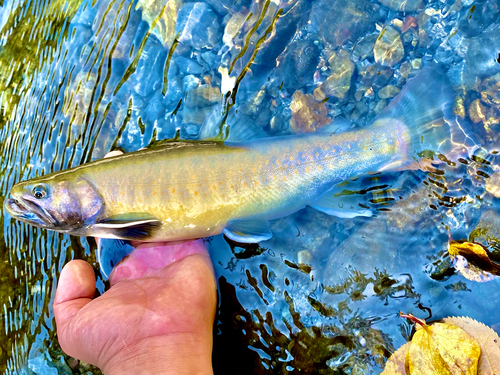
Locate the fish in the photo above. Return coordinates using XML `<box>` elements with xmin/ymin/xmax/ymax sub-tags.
<box><xmin>3</xmin><ymin>66</ymin><xmax>475</xmax><ymax>246</ymax></box>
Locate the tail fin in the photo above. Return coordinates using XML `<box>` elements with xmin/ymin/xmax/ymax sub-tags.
<box><xmin>373</xmin><ymin>65</ymin><xmax>479</xmax><ymax>161</ymax></box>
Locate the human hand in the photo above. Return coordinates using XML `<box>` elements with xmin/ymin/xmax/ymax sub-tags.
<box><xmin>53</xmin><ymin>240</ymin><xmax>217</xmax><ymax>374</ymax></box>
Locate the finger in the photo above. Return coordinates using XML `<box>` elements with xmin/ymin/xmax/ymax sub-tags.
<box><xmin>109</xmin><ymin>240</ymin><xmax>212</xmax><ymax>285</ymax></box>
<box><xmin>53</xmin><ymin>260</ymin><xmax>96</xmax><ymax>326</ymax></box>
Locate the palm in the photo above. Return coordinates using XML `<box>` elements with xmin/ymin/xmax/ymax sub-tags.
<box><xmin>53</xmin><ymin>241</ymin><xmax>216</xmax><ymax>373</ymax></box>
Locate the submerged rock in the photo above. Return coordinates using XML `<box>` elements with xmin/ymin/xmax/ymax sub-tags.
<box><xmin>466</xmin><ymin>29</ymin><xmax>500</xmax><ymax>77</ymax></box>
<box><xmin>176</xmin><ymin>2</ymin><xmax>221</xmax><ymax>49</ymax></box>
<box><xmin>314</xmin><ymin>49</ymin><xmax>354</xmax><ymax>100</ymax></box>
<box><xmin>468</xmin><ymin>98</ymin><xmax>499</xmax><ymax>134</ymax></box>
<box><xmin>378</xmin><ymin>0</ymin><xmax>423</xmax><ymax>12</ymax></box>
<box><xmin>205</xmin><ymin>0</ymin><xmax>251</xmax><ymax>16</ymax></box>
<box><xmin>276</xmin><ymin>39</ymin><xmax>320</xmax><ymax>91</ymax></box>
<box><xmin>378</xmin><ymin>85</ymin><xmax>400</xmax><ymax>99</ymax></box>
<box><xmin>352</xmin><ymin>34</ymin><xmax>378</xmax><ymax>62</ymax></box>
<box><xmin>255</xmin><ymin>0</ymin><xmax>312</xmax><ymax>67</ymax></box>
<box><xmin>359</xmin><ymin>64</ymin><xmax>393</xmax><ymax>89</ymax></box>
<box><xmin>310</xmin><ymin>0</ymin><xmax>380</xmax><ymax>48</ymax></box>
<box><xmin>480</xmin><ymin>72</ymin><xmax>500</xmax><ymax>107</ymax></box>
<box><xmin>184</xmin><ymin>85</ymin><xmax>221</xmax><ymax>108</ymax></box>
<box><xmin>486</xmin><ymin>173</ymin><xmax>500</xmax><ymax>198</ymax></box>
<box><xmin>222</xmin><ymin>12</ymin><xmax>247</xmax><ymax>46</ymax></box>
<box><xmin>459</xmin><ymin>0</ymin><xmax>500</xmax><ymax>38</ymax></box>
<box><xmin>137</xmin><ymin>0</ymin><xmax>180</xmax><ymax>46</ymax></box>
<box><xmin>290</xmin><ymin>91</ymin><xmax>331</xmax><ymax>134</ymax></box>
<box><xmin>373</xmin><ymin>26</ymin><xmax>404</xmax><ymax>67</ymax></box>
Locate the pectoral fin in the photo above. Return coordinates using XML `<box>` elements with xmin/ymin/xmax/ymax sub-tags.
<box><xmin>97</xmin><ymin>239</ymin><xmax>135</xmax><ymax>279</ymax></box>
<box><xmin>309</xmin><ymin>193</ymin><xmax>373</xmax><ymax>218</ymax></box>
<box><xmin>94</xmin><ymin>213</ymin><xmax>161</xmax><ymax>240</ymax></box>
<box><xmin>223</xmin><ymin>220</ymin><xmax>272</xmax><ymax>243</ymax></box>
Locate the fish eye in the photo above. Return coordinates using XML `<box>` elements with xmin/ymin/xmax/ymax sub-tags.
<box><xmin>32</xmin><ymin>185</ymin><xmax>47</xmax><ymax>199</ymax></box>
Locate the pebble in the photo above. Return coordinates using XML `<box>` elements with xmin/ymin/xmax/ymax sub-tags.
<box><xmin>314</xmin><ymin>49</ymin><xmax>354</xmax><ymax>100</ymax></box>
<box><xmin>373</xmin><ymin>26</ymin><xmax>404</xmax><ymax>67</ymax></box>
<box><xmin>378</xmin><ymin>85</ymin><xmax>400</xmax><ymax>99</ymax></box>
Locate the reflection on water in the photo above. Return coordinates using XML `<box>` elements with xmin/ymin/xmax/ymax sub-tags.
<box><xmin>1</xmin><ymin>0</ymin><xmax>500</xmax><ymax>373</ymax></box>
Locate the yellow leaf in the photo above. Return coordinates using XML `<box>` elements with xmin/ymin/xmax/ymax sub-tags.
<box><xmin>448</xmin><ymin>241</ymin><xmax>500</xmax><ymax>282</ymax></box>
<box><xmin>444</xmin><ymin>316</ymin><xmax>500</xmax><ymax>375</ymax></box>
<box><xmin>381</xmin><ymin>342</ymin><xmax>410</xmax><ymax>375</ymax></box>
<box><xmin>400</xmin><ymin>313</ymin><xmax>481</xmax><ymax>375</ymax></box>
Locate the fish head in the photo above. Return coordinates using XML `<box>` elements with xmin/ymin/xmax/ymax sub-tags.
<box><xmin>4</xmin><ymin>176</ymin><xmax>103</xmax><ymax>233</ymax></box>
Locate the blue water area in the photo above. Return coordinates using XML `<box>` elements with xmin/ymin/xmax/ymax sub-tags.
<box><xmin>1</xmin><ymin>0</ymin><xmax>500</xmax><ymax>373</ymax></box>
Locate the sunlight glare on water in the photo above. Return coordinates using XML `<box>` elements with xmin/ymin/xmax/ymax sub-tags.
<box><xmin>1</xmin><ymin>0</ymin><xmax>500</xmax><ymax>373</ymax></box>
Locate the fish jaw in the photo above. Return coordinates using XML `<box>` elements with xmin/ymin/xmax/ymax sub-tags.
<box><xmin>4</xmin><ymin>192</ymin><xmax>58</xmax><ymax>228</ymax></box>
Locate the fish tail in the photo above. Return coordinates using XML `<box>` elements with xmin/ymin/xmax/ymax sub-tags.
<box><xmin>374</xmin><ymin>64</ymin><xmax>479</xmax><ymax>164</ymax></box>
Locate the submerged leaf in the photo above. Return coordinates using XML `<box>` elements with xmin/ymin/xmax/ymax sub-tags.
<box><xmin>402</xmin><ymin>313</ymin><xmax>481</xmax><ymax>375</ymax></box>
<box><xmin>443</xmin><ymin>317</ymin><xmax>500</xmax><ymax>375</ymax></box>
<box><xmin>448</xmin><ymin>241</ymin><xmax>500</xmax><ymax>282</ymax></box>
<box><xmin>381</xmin><ymin>342</ymin><xmax>410</xmax><ymax>375</ymax></box>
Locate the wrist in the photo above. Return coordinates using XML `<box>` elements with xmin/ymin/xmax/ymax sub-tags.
<box><xmin>103</xmin><ymin>334</ymin><xmax>213</xmax><ymax>375</ymax></box>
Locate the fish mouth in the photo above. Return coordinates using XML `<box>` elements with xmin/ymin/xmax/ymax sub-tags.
<box><xmin>4</xmin><ymin>196</ymin><xmax>57</xmax><ymax>227</ymax></box>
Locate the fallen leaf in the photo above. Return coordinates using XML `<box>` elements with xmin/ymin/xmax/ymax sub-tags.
<box><xmin>444</xmin><ymin>316</ymin><xmax>500</xmax><ymax>375</ymax></box>
<box><xmin>448</xmin><ymin>241</ymin><xmax>500</xmax><ymax>282</ymax></box>
<box><xmin>381</xmin><ymin>342</ymin><xmax>410</xmax><ymax>375</ymax></box>
<box><xmin>402</xmin><ymin>313</ymin><xmax>481</xmax><ymax>375</ymax></box>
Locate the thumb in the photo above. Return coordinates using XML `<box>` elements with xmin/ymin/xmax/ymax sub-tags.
<box><xmin>54</xmin><ymin>260</ymin><xmax>96</xmax><ymax>327</ymax></box>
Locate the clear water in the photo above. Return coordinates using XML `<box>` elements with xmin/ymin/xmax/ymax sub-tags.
<box><xmin>1</xmin><ymin>0</ymin><xmax>500</xmax><ymax>373</ymax></box>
